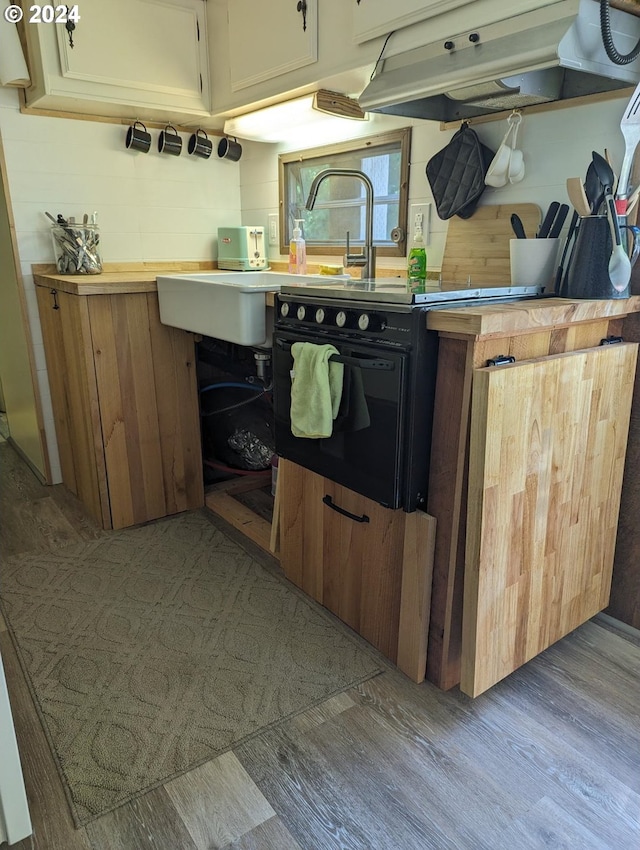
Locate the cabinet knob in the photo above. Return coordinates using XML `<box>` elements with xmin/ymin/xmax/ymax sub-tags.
<box><xmin>468</xmin><ymin>32</ymin><xmax>480</xmax><ymax>44</ymax></box>
<box><xmin>444</xmin><ymin>40</ymin><xmax>455</xmax><ymax>51</ymax></box>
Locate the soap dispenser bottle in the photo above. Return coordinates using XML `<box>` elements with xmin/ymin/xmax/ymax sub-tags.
<box><xmin>289</xmin><ymin>219</ymin><xmax>307</xmax><ymax>275</ymax></box>
<box><xmin>407</xmin><ymin>219</ymin><xmax>427</xmax><ymax>290</ymax></box>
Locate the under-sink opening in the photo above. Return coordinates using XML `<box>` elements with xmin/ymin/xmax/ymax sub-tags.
<box><xmin>197</xmin><ymin>335</ymin><xmax>275</xmax><ymax>520</ymax></box>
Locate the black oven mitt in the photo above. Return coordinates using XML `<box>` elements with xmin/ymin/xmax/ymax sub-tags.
<box><xmin>426</xmin><ymin>123</ymin><xmax>495</xmax><ymax>220</ymax></box>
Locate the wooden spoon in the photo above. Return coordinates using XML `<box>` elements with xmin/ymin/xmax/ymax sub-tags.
<box><xmin>566</xmin><ymin>177</ymin><xmax>591</xmax><ymax>217</ymax></box>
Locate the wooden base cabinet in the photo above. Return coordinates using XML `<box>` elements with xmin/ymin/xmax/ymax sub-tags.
<box><xmin>425</xmin><ymin>301</ymin><xmax>640</xmax><ymax>695</ymax></box>
<box><xmin>279</xmin><ymin>459</ymin><xmax>436</xmax><ymax>682</ymax></box>
<box><xmin>36</xmin><ymin>285</ymin><xmax>203</xmax><ymax>530</ymax></box>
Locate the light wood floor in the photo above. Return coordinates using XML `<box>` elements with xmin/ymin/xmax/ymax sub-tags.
<box><xmin>1</xmin><ymin>439</ymin><xmax>639</xmax><ymax>850</ymax></box>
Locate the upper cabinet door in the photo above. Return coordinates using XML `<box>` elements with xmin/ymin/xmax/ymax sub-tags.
<box><xmin>353</xmin><ymin>0</ymin><xmax>474</xmax><ymax>44</ymax></box>
<box><xmin>25</xmin><ymin>0</ymin><xmax>210</xmax><ymax>118</ymax></box>
<box><xmin>228</xmin><ymin>0</ymin><xmax>317</xmax><ymax>91</ymax></box>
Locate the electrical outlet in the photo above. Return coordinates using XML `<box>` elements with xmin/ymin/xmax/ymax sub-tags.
<box><xmin>410</xmin><ymin>203</ymin><xmax>431</xmax><ymax>243</ymax></box>
<box><xmin>268</xmin><ymin>214</ymin><xmax>279</xmax><ymax>246</ymax></box>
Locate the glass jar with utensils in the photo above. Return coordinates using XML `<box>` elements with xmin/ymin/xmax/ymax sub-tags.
<box><xmin>47</xmin><ymin>212</ymin><xmax>102</xmax><ymax>275</ymax></box>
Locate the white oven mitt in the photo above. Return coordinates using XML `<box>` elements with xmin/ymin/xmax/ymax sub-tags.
<box><xmin>485</xmin><ymin>112</ymin><xmax>525</xmax><ymax>187</ymax></box>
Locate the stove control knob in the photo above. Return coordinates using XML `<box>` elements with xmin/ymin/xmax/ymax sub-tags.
<box><xmin>297</xmin><ymin>305</ymin><xmax>307</xmax><ymax>321</ymax></box>
<box><xmin>358</xmin><ymin>313</ymin><xmax>383</xmax><ymax>332</ymax></box>
<box><xmin>280</xmin><ymin>302</ymin><xmax>290</xmax><ymax>317</ymax></box>
<box><xmin>335</xmin><ymin>310</ymin><xmax>348</xmax><ymax>328</ymax></box>
<box><xmin>315</xmin><ymin>307</ymin><xmax>327</xmax><ymax>324</ymax></box>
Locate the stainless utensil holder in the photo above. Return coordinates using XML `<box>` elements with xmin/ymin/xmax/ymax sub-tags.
<box><xmin>51</xmin><ymin>222</ymin><xmax>102</xmax><ymax>275</ymax></box>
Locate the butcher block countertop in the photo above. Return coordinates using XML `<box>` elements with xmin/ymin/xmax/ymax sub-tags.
<box><xmin>32</xmin><ymin>262</ymin><xmax>217</xmax><ymax>296</ymax></box>
<box><xmin>427</xmin><ymin>296</ymin><xmax>640</xmax><ymax>337</ymax></box>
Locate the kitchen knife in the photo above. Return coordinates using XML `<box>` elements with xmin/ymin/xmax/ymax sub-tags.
<box><xmin>537</xmin><ymin>201</ymin><xmax>560</xmax><ymax>238</ymax></box>
<box><xmin>547</xmin><ymin>203</ymin><xmax>570</xmax><ymax>239</ymax></box>
<box><xmin>554</xmin><ymin>209</ymin><xmax>579</xmax><ymax>294</ymax></box>
<box><xmin>510</xmin><ymin>213</ymin><xmax>527</xmax><ymax>239</ymax></box>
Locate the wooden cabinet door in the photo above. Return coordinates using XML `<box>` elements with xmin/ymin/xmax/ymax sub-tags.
<box><xmin>280</xmin><ymin>460</ymin><xmax>406</xmax><ymax>661</ymax></box>
<box><xmin>87</xmin><ymin>292</ymin><xmax>203</xmax><ymax>529</ymax></box>
<box><xmin>35</xmin><ymin>286</ymin><xmax>109</xmax><ymax>527</ymax></box>
<box><xmin>228</xmin><ymin>0</ymin><xmax>317</xmax><ymax>91</ymax></box>
<box><xmin>353</xmin><ymin>0</ymin><xmax>473</xmax><ymax>44</ymax></box>
<box><xmin>321</xmin><ymin>479</ymin><xmax>406</xmax><ymax>659</ymax></box>
<box><xmin>461</xmin><ymin>343</ymin><xmax>638</xmax><ymax>697</ymax></box>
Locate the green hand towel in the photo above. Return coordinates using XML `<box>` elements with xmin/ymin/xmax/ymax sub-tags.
<box><xmin>290</xmin><ymin>342</ymin><xmax>344</xmax><ymax>438</ymax></box>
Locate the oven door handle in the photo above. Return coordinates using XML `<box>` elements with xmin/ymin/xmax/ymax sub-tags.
<box><xmin>275</xmin><ymin>339</ymin><xmax>395</xmax><ymax>371</ymax></box>
<box><xmin>322</xmin><ymin>495</ymin><xmax>370</xmax><ymax>523</ymax></box>
<box><xmin>331</xmin><ymin>354</ymin><xmax>394</xmax><ymax>371</ymax></box>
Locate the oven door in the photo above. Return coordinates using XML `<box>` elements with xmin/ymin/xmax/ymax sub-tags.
<box><xmin>273</xmin><ymin>330</ymin><xmax>409</xmax><ymax>508</ymax></box>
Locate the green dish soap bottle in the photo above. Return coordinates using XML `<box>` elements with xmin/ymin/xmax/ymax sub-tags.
<box><xmin>407</xmin><ymin>219</ymin><xmax>427</xmax><ymax>292</ymax></box>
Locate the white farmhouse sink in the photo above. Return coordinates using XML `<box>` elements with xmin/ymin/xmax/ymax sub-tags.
<box><xmin>156</xmin><ymin>271</ymin><xmax>346</xmax><ymax>346</ymax></box>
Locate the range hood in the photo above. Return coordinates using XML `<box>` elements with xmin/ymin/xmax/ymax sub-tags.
<box><xmin>358</xmin><ymin>0</ymin><xmax>640</xmax><ymax>122</ymax></box>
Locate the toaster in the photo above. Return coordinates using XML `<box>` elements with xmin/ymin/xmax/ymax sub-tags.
<box><xmin>217</xmin><ymin>226</ymin><xmax>267</xmax><ymax>271</ymax></box>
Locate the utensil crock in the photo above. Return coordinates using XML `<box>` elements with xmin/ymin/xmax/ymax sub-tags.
<box><xmin>561</xmin><ymin>215</ymin><xmax>639</xmax><ymax>299</ymax></box>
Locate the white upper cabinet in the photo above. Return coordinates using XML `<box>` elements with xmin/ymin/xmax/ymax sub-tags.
<box><xmin>23</xmin><ymin>0</ymin><xmax>210</xmax><ymax>121</ymax></box>
<box><xmin>352</xmin><ymin>0</ymin><xmax>475</xmax><ymax>44</ymax></box>
<box><xmin>227</xmin><ymin>0</ymin><xmax>317</xmax><ymax>91</ymax></box>
<box><xmin>210</xmin><ymin>0</ymin><xmax>379</xmax><ymax>115</ymax></box>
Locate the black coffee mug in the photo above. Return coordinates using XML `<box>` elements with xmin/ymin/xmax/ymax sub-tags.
<box><xmin>158</xmin><ymin>124</ymin><xmax>182</xmax><ymax>156</ymax></box>
<box><xmin>125</xmin><ymin>120</ymin><xmax>151</xmax><ymax>153</ymax></box>
<box><xmin>188</xmin><ymin>128</ymin><xmax>212</xmax><ymax>159</ymax></box>
<box><xmin>217</xmin><ymin>137</ymin><xmax>242</xmax><ymax>162</ymax></box>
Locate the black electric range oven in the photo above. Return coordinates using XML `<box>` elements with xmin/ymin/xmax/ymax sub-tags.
<box><xmin>273</xmin><ymin>279</ymin><xmax>542</xmax><ymax>512</ymax></box>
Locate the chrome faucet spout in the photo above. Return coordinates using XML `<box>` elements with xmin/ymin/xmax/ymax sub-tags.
<box><xmin>305</xmin><ymin>168</ymin><xmax>376</xmax><ymax>280</ymax></box>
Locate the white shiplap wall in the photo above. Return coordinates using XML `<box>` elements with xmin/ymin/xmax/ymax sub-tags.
<box><xmin>0</xmin><ymin>87</ymin><xmax>242</xmax><ymax>482</ymax></box>
<box><xmin>239</xmin><ymin>94</ymin><xmax>632</xmax><ymax>272</ymax></box>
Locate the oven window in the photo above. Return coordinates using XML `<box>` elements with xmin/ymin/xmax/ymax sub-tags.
<box><xmin>273</xmin><ymin>334</ymin><xmax>408</xmax><ymax>508</ymax></box>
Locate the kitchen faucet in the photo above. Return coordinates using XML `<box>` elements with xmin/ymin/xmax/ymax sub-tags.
<box><xmin>305</xmin><ymin>168</ymin><xmax>377</xmax><ymax>280</ymax></box>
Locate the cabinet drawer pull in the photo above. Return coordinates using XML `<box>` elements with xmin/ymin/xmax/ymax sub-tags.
<box><xmin>486</xmin><ymin>354</ymin><xmax>515</xmax><ymax>367</ymax></box>
<box><xmin>322</xmin><ymin>494</ymin><xmax>370</xmax><ymax>523</ymax></box>
<box><xmin>600</xmin><ymin>336</ymin><xmax>624</xmax><ymax>345</ymax></box>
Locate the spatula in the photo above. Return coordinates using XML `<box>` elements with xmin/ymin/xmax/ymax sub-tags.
<box><xmin>617</xmin><ymin>81</ymin><xmax>640</xmax><ymax>200</ymax></box>
<box><xmin>592</xmin><ymin>151</ymin><xmax>632</xmax><ymax>292</ymax></box>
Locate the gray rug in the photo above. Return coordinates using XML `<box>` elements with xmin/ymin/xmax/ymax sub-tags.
<box><xmin>1</xmin><ymin>510</ymin><xmax>382</xmax><ymax>826</ymax></box>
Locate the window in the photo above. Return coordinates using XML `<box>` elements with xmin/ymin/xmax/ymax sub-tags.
<box><xmin>278</xmin><ymin>128</ymin><xmax>411</xmax><ymax>257</ymax></box>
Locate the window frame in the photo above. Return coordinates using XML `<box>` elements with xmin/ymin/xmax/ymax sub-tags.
<box><xmin>278</xmin><ymin>127</ymin><xmax>411</xmax><ymax>258</ymax></box>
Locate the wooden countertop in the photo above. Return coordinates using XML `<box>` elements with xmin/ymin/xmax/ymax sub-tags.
<box><xmin>33</xmin><ymin>271</ymin><xmax>160</xmax><ymax>296</ymax></box>
<box><xmin>32</xmin><ymin>266</ymin><xmax>640</xmax><ymax>334</ymax></box>
<box><xmin>427</xmin><ymin>296</ymin><xmax>640</xmax><ymax>338</ymax></box>
<box><xmin>31</xmin><ymin>262</ymin><xmax>221</xmax><ymax>296</ymax></box>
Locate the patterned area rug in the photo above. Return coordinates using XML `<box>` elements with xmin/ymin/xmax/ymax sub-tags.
<box><xmin>1</xmin><ymin>510</ymin><xmax>382</xmax><ymax>826</ymax></box>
